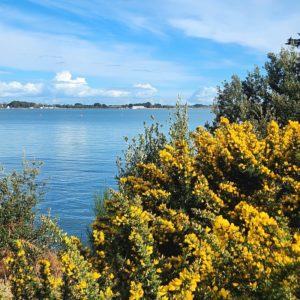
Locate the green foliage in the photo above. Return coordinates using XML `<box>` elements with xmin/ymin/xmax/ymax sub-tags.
<box><xmin>169</xmin><ymin>103</ymin><xmax>189</xmax><ymax>143</ymax></box>
<box><xmin>0</xmin><ymin>161</ymin><xmax>57</xmax><ymax>257</ymax></box>
<box><xmin>94</xmin><ymin>190</ymin><xmax>111</xmax><ymax>218</ymax></box>
<box><xmin>117</xmin><ymin>118</ymin><xmax>167</xmax><ymax>178</ymax></box>
<box><xmin>211</xmin><ymin>48</ymin><xmax>300</xmax><ymax>134</ymax></box>
<box><xmin>117</xmin><ymin>102</ymin><xmax>190</xmax><ymax>180</ymax></box>
<box><xmin>8</xmin><ymin>101</ymin><xmax>37</xmax><ymax>108</ymax></box>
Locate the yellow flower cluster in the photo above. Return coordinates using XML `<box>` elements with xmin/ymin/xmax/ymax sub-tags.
<box><xmin>129</xmin><ymin>281</ymin><xmax>144</xmax><ymax>300</ymax></box>
<box><xmin>4</xmin><ymin>240</ymin><xmax>38</xmax><ymax>299</ymax></box>
<box><xmin>93</xmin><ymin>230</ymin><xmax>105</xmax><ymax>245</ymax></box>
<box><xmin>158</xmin><ymin>267</ymin><xmax>201</xmax><ymax>300</ymax></box>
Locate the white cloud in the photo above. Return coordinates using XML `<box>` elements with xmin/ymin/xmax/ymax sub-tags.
<box><xmin>27</xmin><ymin>0</ymin><xmax>300</xmax><ymax>51</ymax></box>
<box><xmin>0</xmin><ymin>71</ymin><xmax>130</xmax><ymax>100</ymax></box>
<box><xmin>168</xmin><ymin>0</ymin><xmax>300</xmax><ymax>51</ymax></box>
<box><xmin>0</xmin><ymin>24</ymin><xmax>197</xmax><ymax>85</ymax></box>
<box><xmin>189</xmin><ymin>86</ymin><xmax>217</xmax><ymax>105</ymax></box>
<box><xmin>133</xmin><ymin>83</ymin><xmax>158</xmax><ymax>98</ymax></box>
<box><xmin>27</xmin><ymin>0</ymin><xmax>165</xmax><ymax>37</ymax></box>
<box><xmin>0</xmin><ymin>80</ymin><xmax>43</xmax><ymax>97</ymax></box>
<box><xmin>55</xmin><ymin>71</ymin><xmax>87</xmax><ymax>84</ymax></box>
<box><xmin>53</xmin><ymin>71</ymin><xmax>129</xmax><ymax>98</ymax></box>
<box><xmin>134</xmin><ymin>83</ymin><xmax>157</xmax><ymax>92</ymax></box>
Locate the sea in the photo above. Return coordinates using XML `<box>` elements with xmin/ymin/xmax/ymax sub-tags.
<box><xmin>0</xmin><ymin>108</ymin><xmax>214</xmax><ymax>241</ymax></box>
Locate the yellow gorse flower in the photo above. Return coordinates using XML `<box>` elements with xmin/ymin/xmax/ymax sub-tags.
<box><xmin>129</xmin><ymin>281</ymin><xmax>144</xmax><ymax>300</ymax></box>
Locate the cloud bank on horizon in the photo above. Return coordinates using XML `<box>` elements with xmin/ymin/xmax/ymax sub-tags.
<box><xmin>0</xmin><ymin>0</ymin><xmax>298</xmax><ymax>104</ymax></box>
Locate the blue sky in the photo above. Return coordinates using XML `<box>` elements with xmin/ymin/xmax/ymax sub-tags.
<box><xmin>0</xmin><ymin>0</ymin><xmax>298</xmax><ymax>104</ymax></box>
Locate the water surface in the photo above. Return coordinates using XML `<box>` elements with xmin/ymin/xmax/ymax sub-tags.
<box><xmin>0</xmin><ymin>108</ymin><xmax>213</xmax><ymax>240</ymax></box>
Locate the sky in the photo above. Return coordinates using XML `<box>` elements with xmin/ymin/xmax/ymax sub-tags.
<box><xmin>0</xmin><ymin>0</ymin><xmax>299</xmax><ymax>105</ymax></box>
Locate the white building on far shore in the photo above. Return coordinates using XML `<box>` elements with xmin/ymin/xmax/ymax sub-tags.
<box><xmin>131</xmin><ymin>105</ymin><xmax>146</xmax><ymax>109</ymax></box>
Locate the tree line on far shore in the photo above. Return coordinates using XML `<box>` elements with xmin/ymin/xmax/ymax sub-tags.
<box><xmin>0</xmin><ymin>100</ymin><xmax>210</xmax><ymax>109</ymax></box>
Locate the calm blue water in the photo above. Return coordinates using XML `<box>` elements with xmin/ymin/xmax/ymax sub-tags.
<box><xmin>0</xmin><ymin>108</ymin><xmax>213</xmax><ymax>240</ymax></box>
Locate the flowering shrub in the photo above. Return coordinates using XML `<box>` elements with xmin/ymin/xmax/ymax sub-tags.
<box><xmin>3</xmin><ymin>229</ymin><xmax>114</xmax><ymax>299</ymax></box>
<box><xmin>91</xmin><ymin>117</ymin><xmax>300</xmax><ymax>299</ymax></box>
<box><xmin>1</xmin><ymin>113</ymin><xmax>299</xmax><ymax>299</ymax></box>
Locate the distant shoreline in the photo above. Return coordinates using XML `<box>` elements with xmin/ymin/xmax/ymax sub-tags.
<box><xmin>0</xmin><ymin>100</ymin><xmax>212</xmax><ymax>110</ymax></box>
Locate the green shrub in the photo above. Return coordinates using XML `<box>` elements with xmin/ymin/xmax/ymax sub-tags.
<box><xmin>0</xmin><ymin>161</ymin><xmax>56</xmax><ymax>257</ymax></box>
<box><xmin>211</xmin><ymin>48</ymin><xmax>300</xmax><ymax>134</ymax></box>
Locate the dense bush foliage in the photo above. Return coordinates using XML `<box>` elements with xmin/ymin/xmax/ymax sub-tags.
<box><xmin>211</xmin><ymin>48</ymin><xmax>300</xmax><ymax>134</ymax></box>
<box><xmin>91</xmin><ymin>115</ymin><xmax>300</xmax><ymax>299</ymax></box>
<box><xmin>0</xmin><ymin>161</ymin><xmax>58</xmax><ymax>255</ymax></box>
<box><xmin>1</xmin><ymin>108</ymin><xmax>299</xmax><ymax>299</ymax></box>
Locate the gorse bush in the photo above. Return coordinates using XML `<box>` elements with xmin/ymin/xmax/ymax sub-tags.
<box><xmin>90</xmin><ymin>113</ymin><xmax>300</xmax><ymax>299</ymax></box>
<box><xmin>4</xmin><ymin>229</ymin><xmax>111</xmax><ymax>300</ymax></box>
<box><xmin>1</xmin><ymin>107</ymin><xmax>300</xmax><ymax>299</ymax></box>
